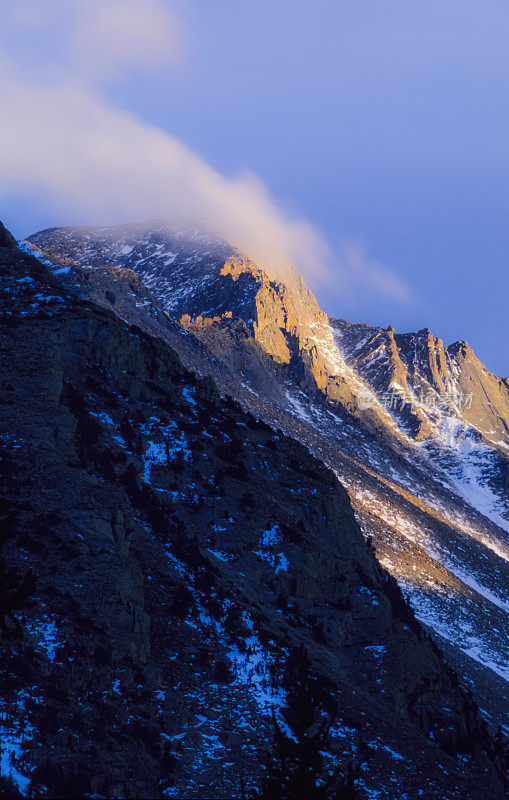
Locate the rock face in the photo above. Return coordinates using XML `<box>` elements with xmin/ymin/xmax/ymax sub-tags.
<box><xmin>1</xmin><ymin>225</ymin><xmax>507</xmax><ymax>798</ymax></box>
<box><xmin>22</xmin><ymin>222</ymin><xmax>509</xmax><ymax>739</ymax></box>
<box><xmin>332</xmin><ymin>318</ymin><xmax>509</xmax><ymax>446</ymax></box>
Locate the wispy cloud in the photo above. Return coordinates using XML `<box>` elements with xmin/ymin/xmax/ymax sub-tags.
<box><xmin>0</xmin><ymin>68</ymin><xmax>331</xmax><ymax>284</ymax></box>
<box><xmin>71</xmin><ymin>0</ymin><xmax>183</xmax><ymax>81</ymax></box>
<box><xmin>2</xmin><ymin>0</ymin><xmax>182</xmax><ymax>83</ymax></box>
<box><xmin>338</xmin><ymin>241</ymin><xmax>413</xmax><ymax>303</ymax></box>
<box><xmin>0</xmin><ymin>2</ymin><xmax>412</xmax><ymax>303</ymax></box>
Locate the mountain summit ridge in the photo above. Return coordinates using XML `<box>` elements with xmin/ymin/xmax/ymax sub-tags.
<box><xmin>26</xmin><ymin>221</ymin><xmax>509</xmax><ymax>449</ymax></box>
<box><xmin>25</xmin><ymin>223</ymin><xmax>413</xmax><ymax>437</ymax></box>
<box><xmin>331</xmin><ymin>317</ymin><xmax>509</xmax><ymax>447</ymax></box>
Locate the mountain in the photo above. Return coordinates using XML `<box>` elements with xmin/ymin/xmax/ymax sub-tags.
<box><xmin>24</xmin><ymin>222</ymin><xmax>509</xmax><ymax>729</ymax></box>
<box><xmin>1</xmin><ymin>220</ymin><xmax>506</xmax><ymax>797</ymax></box>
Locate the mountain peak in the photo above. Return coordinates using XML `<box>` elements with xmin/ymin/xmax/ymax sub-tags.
<box><xmin>26</xmin><ymin>222</ymin><xmax>400</xmax><ymax>435</ymax></box>
<box><xmin>447</xmin><ymin>339</ymin><xmax>473</xmax><ymax>358</ymax></box>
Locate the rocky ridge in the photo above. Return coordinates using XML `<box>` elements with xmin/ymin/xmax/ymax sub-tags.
<box><xmin>1</xmin><ymin>225</ymin><xmax>507</xmax><ymax>797</ymax></box>
<box><xmin>332</xmin><ymin>318</ymin><xmax>509</xmax><ymax>448</ymax></box>
<box><xmin>26</xmin><ymin>223</ymin><xmax>402</xmax><ymax>436</ymax></box>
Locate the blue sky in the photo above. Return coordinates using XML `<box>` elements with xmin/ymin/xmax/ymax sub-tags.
<box><xmin>1</xmin><ymin>1</ymin><xmax>508</xmax><ymax>374</ymax></box>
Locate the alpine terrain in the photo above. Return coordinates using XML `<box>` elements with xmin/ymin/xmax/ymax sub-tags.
<box><xmin>0</xmin><ymin>219</ymin><xmax>507</xmax><ymax>799</ymax></box>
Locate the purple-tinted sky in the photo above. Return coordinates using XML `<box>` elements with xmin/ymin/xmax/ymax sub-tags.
<box><xmin>1</xmin><ymin>1</ymin><xmax>508</xmax><ymax>375</ymax></box>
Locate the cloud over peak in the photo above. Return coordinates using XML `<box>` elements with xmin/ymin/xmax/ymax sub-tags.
<box><xmin>0</xmin><ymin>1</ymin><xmax>412</xmax><ymax>304</ymax></box>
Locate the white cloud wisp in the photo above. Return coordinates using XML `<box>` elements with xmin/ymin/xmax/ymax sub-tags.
<box><xmin>0</xmin><ymin>0</ymin><xmax>412</xmax><ymax>299</ymax></box>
